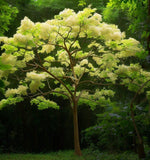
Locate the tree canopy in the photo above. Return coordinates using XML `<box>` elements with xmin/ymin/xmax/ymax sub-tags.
<box><xmin>0</xmin><ymin>6</ymin><xmax>150</xmax><ymax>156</ymax></box>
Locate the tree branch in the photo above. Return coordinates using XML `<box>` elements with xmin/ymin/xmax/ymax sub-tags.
<box><xmin>131</xmin><ymin>79</ymin><xmax>150</xmax><ymax>105</ymax></box>
<box><xmin>37</xmin><ymin>64</ymin><xmax>74</xmax><ymax>99</ymax></box>
<box><xmin>69</xmin><ymin>25</ymin><xmax>81</xmax><ymax>51</ymax></box>
<box><xmin>30</xmin><ymin>89</ymin><xmax>71</xmax><ymax>101</ymax></box>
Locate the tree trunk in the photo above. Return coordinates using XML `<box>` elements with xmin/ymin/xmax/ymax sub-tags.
<box><xmin>72</xmin><ymin>101</ymin><xmax>82</xmax><ymax>156</ymax></box>
<box><xmin>137</xmin><ymin>143</ymin><xmax>146</xmax><ymax>159</ymax></box>
<box><xmin>130</xmin><ymin>104</ymin><xmax>146</xmax><ymax>159</ymax></box>
<box><xmin>147</xmin><ymin>0</ymin><xmax>150</xmax><ymax>55</ymax></box>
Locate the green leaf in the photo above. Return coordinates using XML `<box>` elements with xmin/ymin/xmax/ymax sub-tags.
<box><xmin>0</xmin><ymin>62</ymin><xmax>12</xmax><ymax>70</ymax></box>
<box><xmin>0</xmin><ymin>96</ymin><xmax>24</xmax><ymax>110</ymax></box>
<box><xmin>135</xmin><ymin>50</ymin><xmax>148</xmax><ymax>59</ymax></box>
<box><xmin>31</xmin><ymin>96</ymin><xmax>59</xmax><ymax>110</ymax></box>
<box><xmin>78</xmin><ymin>0</ymin><xmax>86</xmax><ymax>6</ymax></box>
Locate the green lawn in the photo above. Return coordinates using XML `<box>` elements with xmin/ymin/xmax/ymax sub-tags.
<box><xmin>0</xmin><ymin>150</ymin><xmax>138</xmax><ymax>160</ymax></box>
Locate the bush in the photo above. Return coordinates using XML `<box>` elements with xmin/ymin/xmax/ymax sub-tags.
<box><xmin>81</xmin><ymin>104</ymin><xmax>150</xmax><ymax>152</ymax></box>
<box><xmin>82</xmin><ymin>114</ymin><xmax>134</xmax><ymax>151</ymax></box>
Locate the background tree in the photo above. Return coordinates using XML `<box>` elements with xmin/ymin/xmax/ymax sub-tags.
<box><xmin>103</xmin><ymin>0</ymin><xmax>150</xmax><ymax>55</ymax></box>
<box><xmin>78</xmin><ymin>0</ymin><xmax>109</xmax><ymax>12</ymax></box>
<box><xmin>0</xmin><ymin>0</ymin><xmax>18</xmax><ymax>36</ymax></box>
<box><xmin>0</xmin><ymin>7</ymin><xmax>147</xmax><ymax>156</ymax></box>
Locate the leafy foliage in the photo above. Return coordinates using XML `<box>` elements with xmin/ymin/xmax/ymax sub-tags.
<box><xmin>0</xmin><ymin>96</ymin><xmax>24</xmax><ymax>110</ymax></box>
<box><xmin>31</xmin><ymin>96</ymin><xmax>59</xmax><ymax>110</ymax></box>
<box><xmin>103</xmin><ymin>0</ymin><xmax>148</xmax><ymax>44</ymax></box>
<box><xmin>30</xmin><ymin>0</ymin><xmax>79</xmax><ymax>10</ymax></box>
<box><xmin>0</xmin><ymin>0</ymin><xmax>18</xmax><ymax>36</ymax></box>
<box><xmin>82</xmin><ymin>102</ymin><xmax>150</xmax><ymax>152</ymax></box>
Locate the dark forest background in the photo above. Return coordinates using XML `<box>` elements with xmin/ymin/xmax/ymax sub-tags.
<box><xmin>0</xmin><ymin>0</ymin><xmax>150</xmax><ymax>154</ymax></box>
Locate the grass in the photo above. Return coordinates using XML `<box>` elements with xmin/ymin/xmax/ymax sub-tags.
<box><xmin>0</xmin><ymin>150</ymin><xmax>139</xmax><ymax>160</ymax></box>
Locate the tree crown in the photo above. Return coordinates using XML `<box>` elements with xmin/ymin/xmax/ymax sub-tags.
<box><xmin>0</xmin><ymin>7</ymin><xmax>149</xmax><ymax>110</ymax></box>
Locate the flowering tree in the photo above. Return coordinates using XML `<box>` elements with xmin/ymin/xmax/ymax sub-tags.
<box><xmin>0</xmin><ymin>7</ymin><xmax>148</xmax><ymax>156</ymax></box>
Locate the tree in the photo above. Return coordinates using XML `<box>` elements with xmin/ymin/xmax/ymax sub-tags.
<box><xmin>30</xmin><ymin>0</ymin><xmax>79</xmax><ymax>10</ymax></box>
<box><xmin>0</xmin><ymin>0</ymin><xmax>18</xmax><ymax>36</ymax></box>
<box><xmin>103</xmin><ymin>3</ymin><xmax>129</xmax><ymax>34</ymax></box>
<box><xmin>78</xmin><ymin>0</ymin><xmax>109</xmax><ymax>12</ymax></box>
<box><xmin>116</xmin><ymin>60</ymin><xmax>150</xmax><ymax>158</ymax></box>
<box><xmin>0</xmin><ymin>7</ymin><xmax>147</xmax><ymax>156</ymax></box>
<box><xmin>103</xmin><ymin>0</ymin><xmax>150</xmax><ymax>56</ymax></box>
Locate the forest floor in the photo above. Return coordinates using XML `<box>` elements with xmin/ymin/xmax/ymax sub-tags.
<box><xmin>0</xmin><ymin>150</ymin><xmax>138</xmax><ymax>160</ymax></box>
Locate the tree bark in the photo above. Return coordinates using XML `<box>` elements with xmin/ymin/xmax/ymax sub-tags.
<box><xmin>130</xmin><ymin>104</ymin><xmax>146</xmax><ymax>159</ymax></box>
<box><xmin>72</xmin><ymin>100</ymin><xmax>82</xmax><ymax>156</ymax></box>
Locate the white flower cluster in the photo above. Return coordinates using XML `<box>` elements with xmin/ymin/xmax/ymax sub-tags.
<box><xmin>107</xmin><ymin>72</ymin><xmax>118</xmax><ymax>83</ymax></box>
<box><xmin>17</xmin><ymin>85</ymin><xmax>28</xmax><ymax>95</ymax></box>
<box><xmin>26</xmin><ymin>71</ymin><xmax>48</xmax><ymax>81</ymax></box>
<box><xmin>89</xmin><ymin>13</ymin><xmax>102</xmax><ymax>25</ymax></box>
<box><xmin>116</xmin><ymin>38</ymin><xmax>142</xmax><ymax>58</ymax></box>
<box><xmin>79</xmin><ymin>89</ymin><xmax>114</xmax><ymax>104</ymax></box>
<box><xmin>19</xmin><ymin>17</ymin><xmax>34</xmax><ymax>33</ymax></box>
<box><xmin>49</xmin><ymin>67</ymin><xmax>64</xmax><ymax>77</ymax></box>
<box><xmin>80</xmin><ymin>59</ymin><xmax>88</xmax><ymax>66</ymax></box>
<box><xmin>40</xmin><ymin>44</ymin><xmax>55</xmax><ymax>54</ymax></box>
<box><xmin>57</xmin><ymin>50</ymin><xmax>69</xmax><ymax>66</ymax></box>
<box><xmin>142</xmin><ymin>70</ymin><xmax>150</xmax><ymax>77</ymax></box>
<box><xmin>116</xmin><ymin>65</ymin><xmax>129</xmax><ymax>74</ymax></box>
<box><xmin>65</xmin><ymin>14</ymin><xmax>78</xmax><ymax>26</ymax></box>
<box><xmin>98</xmin><ymin>70</ymin><xmax>118</xmax><ymax>83</ymax></box>
<box><xmin>88</xmin><ymin>26</ymin><xmax>101</xmax><ymax>37</ymax></box>
<box><xmin>55</xmin><ymin>7</ymin><xmax>103</xmax><ymax>39</ymax></box>
<box><xmin>59</xmin><ymin>9</ymin><xmax>75</xmax><ymax>18</ymax></box>
<box><xmin>93</xmin><ymin>56</ymin><xmax>102</xmax><ymax>65</ymax></box>
<box><xmin>100</xmin><ymin>53</ymin><xmax>119</xmax><ymax>69</ymax></box>
<box><xmin>100</xmin><ymin>23</ymin><xmax>124</xmax><ymax>41</ymax></box>
<box><xmin>0</xmin><ymin>37</ymin><xmax>8</xmax><ymax>43</ymax></box>
<box><xmin>1</xmin><ymin>53</ymin><xmax>17</xmax><ymax>66</ymax></box>
<box><xmin>5</xmin><ymin>85</ymin><xmax>28</xmax><ymax>97</ymax></box>
<box><xmin>16</xmin><ymin>60</ymin><xmax>26</xmax><ymax>68</ymax></box>
<box><xmin>14</xmin><ymin>33</ymin><xmax>33</xmax><ymax>44</ymax></box>
<box><xmin>26</xmin><ymin>71</ymin><xmax>48</xmax><ymax>93</ymax></box>
<box><xmin>74</xmin><ymin>64</ymin><xmax>85</xmax><ymax>77</ymax></box>
<box><xmin>24</xmin><ymin>51</ymin><xmax>35</xmax><ymax>62</ymax></box>
<box><xmin>116</xmin><ymin>64</ymin><xmax>141</xmax><ymax>75</ymax></box>
<box><xmin>38</xmin><ymin>23</ymin><xmax>55</xmax><ymax>40</ymax></box>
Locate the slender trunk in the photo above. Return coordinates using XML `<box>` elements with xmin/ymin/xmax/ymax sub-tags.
<box><xmin>72</xmin><ymin>100</ymin><xmax>82</xmax><ymax>156</ymax></box>
<box><xmin>147</xmin><ymin>0</ymin><xmax>150</xmax><ymax>55</ymax></box>
<box><xmin>130</xmin><ymin>104</ymin><xmax>146</xmax><ymax>159</ymax></box>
